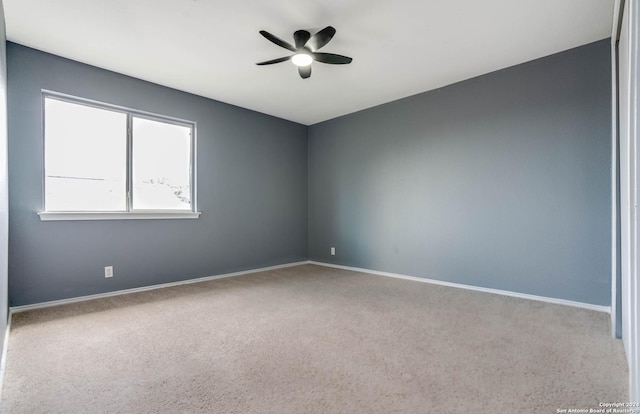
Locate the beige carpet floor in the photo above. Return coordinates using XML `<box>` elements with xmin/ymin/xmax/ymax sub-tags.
<box><xmin>0</xmin><ymin>264</ymin><xmax>629</xmax><ymax>413</ymax></box>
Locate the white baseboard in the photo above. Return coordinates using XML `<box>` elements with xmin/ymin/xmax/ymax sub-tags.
<box><xmin>10</xmin><ymin>261</ymin><xmax>308</xmax><ymax>313</ymax></box>
<box><xmin>0</xmin><ymin>311</ymin><xmax>12</xmax><ymax>402</ymax></box>
<box><xmin>9</xmin><ymin>259</ymin><xmax>611</xmax><ymax>315</ymax></box>
<box><xmin>308</xmin><ymin>261</ymin><xmax>611</xmax><ymax>314</ymax></box>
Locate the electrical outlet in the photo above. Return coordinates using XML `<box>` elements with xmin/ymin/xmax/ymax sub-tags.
<box><xmin>330</xmin><ymin>247</ymin><xmax>336</xmax><ymax>256</ymax></box>
<box><xmin>104</xmin><ymin>266</ymin><xmax>113</xmax><ymax>278</ymax></box>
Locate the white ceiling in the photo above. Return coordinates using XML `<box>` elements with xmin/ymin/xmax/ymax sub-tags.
<box><xmin>4</xmin><ymin>0</ymin><xmax>614</xmax><ymax>125</ymax></box>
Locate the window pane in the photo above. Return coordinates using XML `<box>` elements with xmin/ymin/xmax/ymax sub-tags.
<box><xmin>44</xmin><ymin>98</ymin><xmax>127</xmax><ymax>211</ymax></box>
<box><xmin>132</xmin><ymin>117</ymin><xmax>192</xmax><ymax>210</ymax></box>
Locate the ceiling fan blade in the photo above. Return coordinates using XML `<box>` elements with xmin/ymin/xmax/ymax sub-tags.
<box><xmin>298</xmin><ymin>65</ymin><xmax>311</xmax><ymax>79</ymax></box>
<box><xmin>306</xmin><ymin>26</ymin><xmax>336</xmax><ymax>51</ymax></box>
<box><xmin>256</xmin><ymin>56</ymin><xmax>292</xmax><ymax>65</ymax></box>
<box><xmin>294</xmin><ymin>30</ymin><xmax>311</xmax><ymax>49</ymax></box>
<box><xmin>259</xmin><ymin>30</ymin><xmax>296</xmax><ymax>52</ymax></box>
<box><xmin>312</xmin><ymin>53</ymin><xmax>352</xmax><ymax>65</ymax></box>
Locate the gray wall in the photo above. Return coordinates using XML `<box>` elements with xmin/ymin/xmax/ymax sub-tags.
<box><xmin>0</xmin><ymin>2</ymin><xmax>8</xmax><ymax>348</ymax></box>
<box><xmin>308</xmin><ymin>39</ymin><xmax>612</xmax><ymax>306</ymax></box>
<box><xmin>8</xmin><ymin>43</ymin><xmax>308</xmax><ymax>306</ymax></box>
<box><xmin>8</xmin><ymin>39</ymin><xmax>613</xmax><ymax>308</ymax></box>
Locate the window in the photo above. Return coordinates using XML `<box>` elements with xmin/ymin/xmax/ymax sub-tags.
<box><xmin>39</xmin><ymin>93</ymin><xmax>199</xmax><ymax>220</ymax></box>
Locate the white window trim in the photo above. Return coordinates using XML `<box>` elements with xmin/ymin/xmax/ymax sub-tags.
<box><xmin>38</xmin><ymin>211</ymin><xmax>201</xmax><ymax>221</ymax></box>
<box><xmin>39</xmin><ymin>91</ymin><xmax>200</xmax><ymax>221</ymax></box>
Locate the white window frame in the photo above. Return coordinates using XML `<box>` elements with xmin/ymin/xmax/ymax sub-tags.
<box><xmin>38</xmin><ymin>91</ymin><xmax>200</xmax><ymax>221</ymax></box>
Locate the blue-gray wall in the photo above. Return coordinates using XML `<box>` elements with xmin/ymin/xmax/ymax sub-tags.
<box><xmin>7</xmin><ymin>43</ymin><xmax>308</xmax><ymax>306</ymax></box>
<box><xmin>0</xmin><ymin>2</ymin><xmax>8</xmax><ymax>348</ymax></box>
<box><xmin>308</xmin><ymin>39</ymin><xmax>612</xmax><ymax>306</ymax></box>
<box><xmin>8</xmin><ymin>39</ymin><xmax>613</xmax><ymax>308</ymax></box>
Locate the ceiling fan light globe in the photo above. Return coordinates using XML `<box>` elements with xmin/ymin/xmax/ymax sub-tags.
<box><xmin>292</xmin><ymin>53</ymin><xmax>313</xmax><ymax>67</ymax></box>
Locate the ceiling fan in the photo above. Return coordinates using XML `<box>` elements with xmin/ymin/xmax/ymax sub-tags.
<box><xmin>256</xmin><ymin>26</ymin><xmax>353</xmax><ymax>79</ymax></box>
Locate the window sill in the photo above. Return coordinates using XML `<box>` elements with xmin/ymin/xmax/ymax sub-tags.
<box><xmin>37</xmin><ymin>211</ymin><xmax>201</xmax><ymax>221</ymax></box>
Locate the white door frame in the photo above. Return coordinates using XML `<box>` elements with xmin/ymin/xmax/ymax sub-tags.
<box><xmin>614</xmin><ymin>0</ymin><xmax>640</xmax><ymax>402</ymax></box>
<box><xmin>612</xmin><ymin>0</ymin><xmax>622</xmax><ymax>341</ymax></box>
